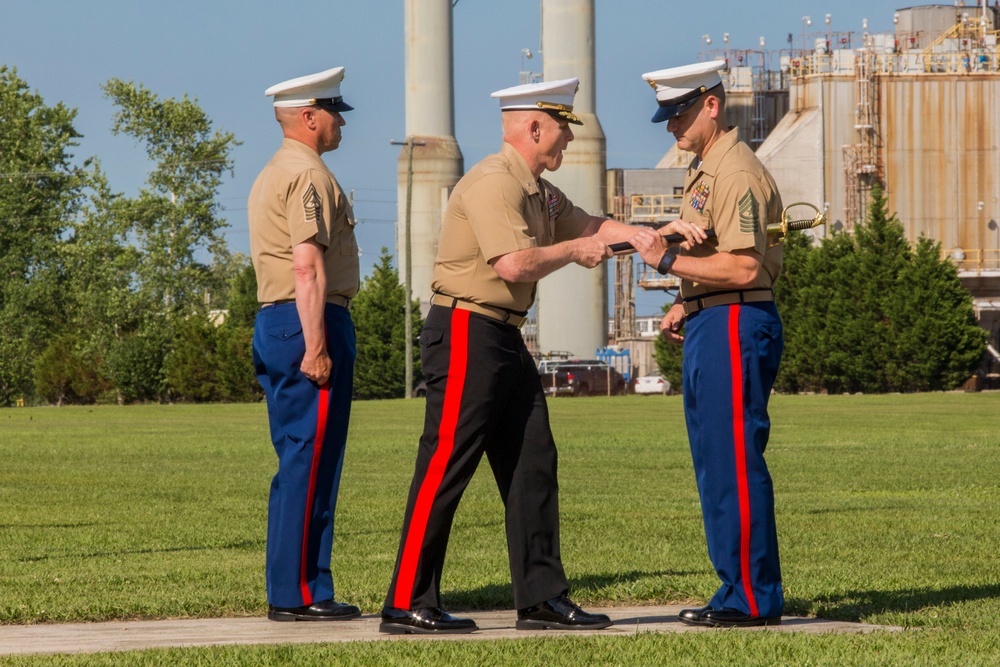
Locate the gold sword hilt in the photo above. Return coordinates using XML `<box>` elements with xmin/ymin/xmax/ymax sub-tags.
<box><xmin>610</xmin><ymin>201</ymin><xmax>826</xmax><ymax>254</ymax></box>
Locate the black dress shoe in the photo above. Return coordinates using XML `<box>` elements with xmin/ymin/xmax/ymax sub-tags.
<box><xmin>677</xmin><ymin>605</ymin><xmax>714</xmax><ymax>627</ymax></box>
<box><xmin>379</xmin><ymin>606</ymin><xmax>478</xmax><ymax>634</ymax></box>
<box><xmin>516</xmin><ymin>593</ymin><xmax>613</xmax><ymax>630</ymax></box>
<box><xmin>267</xmin><ymin>599</ymin><xmax>361</xmax><ymax>622</ymax></box>
<box><xmin>702</xmin><ymin>608</ymin><xmax>782</xmax><ymax>627</ymax></box>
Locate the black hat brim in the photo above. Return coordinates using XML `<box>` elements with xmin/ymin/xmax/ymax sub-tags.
<box><xmin>651</xmin><ymin>97</ymin><xmax>700</xmax><ymax>123</ymax></box>
<box><xmin>650</xmin><ymin>82</ymin><xmax>724</xmax><ymax>123</ymax></box>
<box><xmin>315</xmin><ymin>98</ymin><xmax>354</xmax><ymax>113</ymax></box>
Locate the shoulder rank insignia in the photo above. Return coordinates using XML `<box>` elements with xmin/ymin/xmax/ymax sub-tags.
<box><xmin>690</xmin><ymin>180</ymin><xmax>710</xmax><ymax>213</ymax></box>
<box><xmin>738</xmin><ymin>189</ymin><xmax>759</xmax><ymax>234</ymax></box>
<box><xmin>302</xmin><ymin>183</ymin><xmax>324</xmax><ymax>227</ymax></box>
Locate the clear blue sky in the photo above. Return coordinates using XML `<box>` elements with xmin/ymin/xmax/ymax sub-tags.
<box><xmin>3</xmin><ymin>0</ymin><xmax>895</xmax><ymax>314</ymax></box>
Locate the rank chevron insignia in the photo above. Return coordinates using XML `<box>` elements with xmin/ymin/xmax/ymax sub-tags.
<box><xmin>738</xmin><ymin>189</ymin><xmax>759</xmax><ymax>234</ymax></box>
<box><xmin>302</xmin><ymin>183</ymin><xmax>323</xmax><ymax>226</ymax></box>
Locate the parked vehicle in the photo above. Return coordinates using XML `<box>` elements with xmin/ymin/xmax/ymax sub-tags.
<box><xmin>633</xmin><ymin>374</ymin><xmax>672</xmax><ymax>395</ymax></box>
<box><xmin>537</xmin><ymin>359</ymin><xmax>567</xmax><ymax>375</ymax></box>
<box><xmin>540</xmin><ymin>360</ymin><xmax>627</xmax><ymax>397</ymax></box>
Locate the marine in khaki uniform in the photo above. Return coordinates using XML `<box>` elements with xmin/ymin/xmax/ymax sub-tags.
<box><xmin>431</xmin><ymin>142</ymin><xmax>592</xmax><ymax>315</ymax></box>
<box><xmin>380</xmin><ymin>78</ymin><xmax>702</xmax><ymax>635</ymax></box>
<box><xmin>630</xmin><ymin>60</ymin><xmax>785</xmax><ymax>628</ymax></box>
<box><xmin>673</xmin><ymin>127</ymin><xmax>783</xmax><ymax>304</ymax></box>
<box><xmin>248</xmin><ymin>66</ymin><xmax>361</xmax><ymax>623</ymax></box>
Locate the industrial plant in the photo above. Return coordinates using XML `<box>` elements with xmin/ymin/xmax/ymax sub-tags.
<box><xmin>396</xmin><ymin>1</ymin><xmax>1000</xmax><ymax>385</ymax></box>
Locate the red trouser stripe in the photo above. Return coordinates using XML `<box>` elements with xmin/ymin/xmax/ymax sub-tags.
<box><xmin>299</xmin><ymin>382</ymin><xmax>330</xmax><ymax>605</ymax></box>
<box><xmin>728</xmin><ymin>304</ymin><xmax>759</xmax><ymax>618</ymax></box>
<box><xmin>393</xmin><ymin>308</ymin><xmax>471</xmax><ymax>609</ymax></box>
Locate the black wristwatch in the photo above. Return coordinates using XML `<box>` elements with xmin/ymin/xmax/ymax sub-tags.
<box><xmin>656</xmin><ymin>247</ymin><xmax>679</xmax><ymax>275</ymax></box>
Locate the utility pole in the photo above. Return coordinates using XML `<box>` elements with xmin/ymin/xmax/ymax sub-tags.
<box><xmin>391</xmin><ymin>137</ymin><xmax>426</xmax><ymax>398</ymax></box>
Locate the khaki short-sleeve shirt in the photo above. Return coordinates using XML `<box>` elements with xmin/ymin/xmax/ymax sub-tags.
<box><xmin>678</xmin><ymin>127</ymin><xmax>783</xmax><ymax>300</ymax></box>
<box><xmin>248</xmin><ymin>138</ymin><xmax>360</xmax><ymax>303</ymax></box>
<box><xmin>432</xmin><ymin>142</ymin><xmax>592</xmax><ymax>312</ymax></box>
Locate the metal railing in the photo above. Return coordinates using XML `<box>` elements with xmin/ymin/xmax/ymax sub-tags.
<box><xmin>637</xmin><ymin>266</ymin><xmax>681</xmax><ymax>291</ymax></box>
<box><xmin>944</xmin><ymin>247</ymin><xmax>1000</xmax><ymax>274</ymax></box>
<box><xmin>628</xmin><ymin>194</ymin><xmax>683</xmax><ymax>222</ymax></box>
<box><xmin>787</xmin><ymin>46</ymin><xmax>1000</xmax><ymax>78</ymax></box>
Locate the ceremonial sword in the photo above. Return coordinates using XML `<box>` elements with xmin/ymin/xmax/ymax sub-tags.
<box><xmin>608</xmin><ymin>201</ymin><xmax>827</xmax><ymax>255</ymax></box>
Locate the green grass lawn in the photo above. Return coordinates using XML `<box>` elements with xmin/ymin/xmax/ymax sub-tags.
<box><xmin>2</xmin><ymin>393</ymin><xmax>999</xmax><ymax>665</ymax></box>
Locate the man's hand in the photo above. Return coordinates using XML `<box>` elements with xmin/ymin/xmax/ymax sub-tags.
<box><xmin>629</xmin><ymin>229</ymin><xmax>669</xmax><ymax>268</ymax></box>
<box><xmin>293</xmin><ymin>238</ymin><xmax>331</xmax><ymax>386</ymax></box>
<box><xmin>572</xmin><ymin>236</ymin><xmax>613</xmax><ymax>268</ymax></box>
<box><xmin>491</xmin><ymin>235</ymin><xmax>611</xmax><ymax>283</ymax></box>
<box><xmin>300</xmin><ymin>349</ymin><xmax>332</xmax><ymax>385</ymax></box>
<box><xmin>660</xmin><ymin>303</ymin><xmax>686</xmax><ymax>344</ymax></box>
<box><xmin>660</xmin><ymin>219</ymin><xmax>709</xmax><ymax>250</ymax></box>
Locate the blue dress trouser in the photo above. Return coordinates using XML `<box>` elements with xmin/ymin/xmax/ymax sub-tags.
<box><xmin>682</xmin><ymin>301</ymin><xmax>784</xmax><ymax>618</ymax></box>
<box><xmin>252</xmin><ymin>302</ymin><xmax>355</xmax><ymax>608</ymax></box>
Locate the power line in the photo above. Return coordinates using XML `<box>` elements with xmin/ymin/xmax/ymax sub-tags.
<box><xmin>0</xmin><ymin>170</ymin><xmax>77</xmax><ymax>178</ymax></box>
<box><xmin>1</xmin><ymin>158</ymin><xmax>229</xmax><ymax>180</ymax></box>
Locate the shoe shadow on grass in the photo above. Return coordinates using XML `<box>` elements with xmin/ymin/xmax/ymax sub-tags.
<box><xmin>788</xmin><ymin>583</ymin><xmax>1000</xmax><ymax>621</ymax></box>
<box><xmin>441</xmin><ymin>569</ymin><xmax>701</xmax><ymax>611</ymax></box>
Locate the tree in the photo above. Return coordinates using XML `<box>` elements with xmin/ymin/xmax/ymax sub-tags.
<box><xmin>101</xmin><ymin>79</ymin><xmax>240</xmax><ymax>317</ymax></box>
<box><xmin>351</xmin><ymin>248</ymin><xmax>422</xmax><ymax>400</ymax></box>
<box><xmin>215</xmin><ymin>323</ymin><xmax>262</xmax><ymax>403</ymax></box>
<box><xmin>652</xmin><ymin>304</ymin><xmax>683</xmax><ymax>391</ymax></box>
<box><xmin>848</xmin><ymin>185</ymin><xmax>914</xmax><ymax>391</ymax></box>
<box><xmin>105</xmin><ymin>323</ymin><xmax>172</xmax><ymax>404</ymax></box>
<box><xmin>212</xmin><ymin>259</ymin><xmax>263</xmax><ymax>403</ymax></box>
<box><xmin>774</xmin><ymin>186</ymin><xmax>986</xmax><ymax>393</ymax></box>
<box><xmin>0</xmin><ymin>66</ymin><xmax>88</xmax><ymax>404</ymax></box>
<box><xmin>163</xmin><ymin>309</ymin><xmax>262</xmax><ymax>404</ymax></box>
<box><xmin>59</xmin><ymin>164</ymin><xmax>144</xmax><ymax>366</ymax></box>
<box><xmin>1</xmin><ymin>72</ymin><xmax>244</xmax><ymax>405</ymax></box>
<box><xmin>777</xmin><ymin>230</ymin><xmax>864</xmax><ymax>393</ymax></box>
<box><xmin>34</xmin><ymin>333</ymin><xmax>110</xmax><ymax>406</ymax></box>
<box><xmin>81</xmin><ymin>80</ymin><xmax>242</xmax><ymax>403</ymax></box>
<box><xmin>164</xmin><ymin>316</ymin><xmax>221</xmax><ymax>402</ymax></box>
<box><xmin>224</xmin><ymin>259</ymin><xmax>260</xmax><ymax>330</ymax></box>
<box><xmin>886</xmin><ymin>237</ymin><xmax>986</xmax><ymax>390</ymax></box>
<box><xmin>771</xmin><ymin>230</ymin><xmax>813</xmax><ymax>393</ymax></box>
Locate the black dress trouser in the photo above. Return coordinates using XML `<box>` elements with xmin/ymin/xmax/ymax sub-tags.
<box><xmin>385</xmin><ymin>305</ymin><xmax>569</xmax><ymax>611</ymax></box>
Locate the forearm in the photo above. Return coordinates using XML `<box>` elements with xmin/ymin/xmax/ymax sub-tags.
<box><xmin>491</xmin><ymin>242</ymin><xmax>579</xmax><ymax>283</ymax></box>
<box><xmin>588</xmin><ymin>216</ymin><xmax>638</xmax><ymax>244</ymax></box>
<box><xmin>669</xmin><ymin>251</ymin><xmax>761</xmax><ymax>289</ymax></box>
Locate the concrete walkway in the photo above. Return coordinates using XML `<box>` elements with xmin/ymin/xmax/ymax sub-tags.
<box><xmin>0</xmin><ymin>606</ymin><xmax>901</xmax><ymax>657</ymax></box>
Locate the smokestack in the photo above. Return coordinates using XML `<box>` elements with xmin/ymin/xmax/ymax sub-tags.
<box><xmin>399</xmin><ymin>0</ymin><xmax>464</xmax><ymax>309</ymax></box>
<box><xmin>537</xmin><ymin>0</ymin><xmax>608</xmax><ymax>359</ymax></box>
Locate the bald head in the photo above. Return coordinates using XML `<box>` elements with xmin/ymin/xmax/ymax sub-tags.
<box><xmin>501</xmin><ymin>109</ymin><xmax>546</xmax><ymax>143</ymax></box>
<box><xmin>273</xmin><ymin>104</ymin><xmax>345</xmax><ymax>156</ymax></box>
<box><xmin>500</xmin><ymin>109</ymin><xmax>574</xmax><ymax>178</ymax></box>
